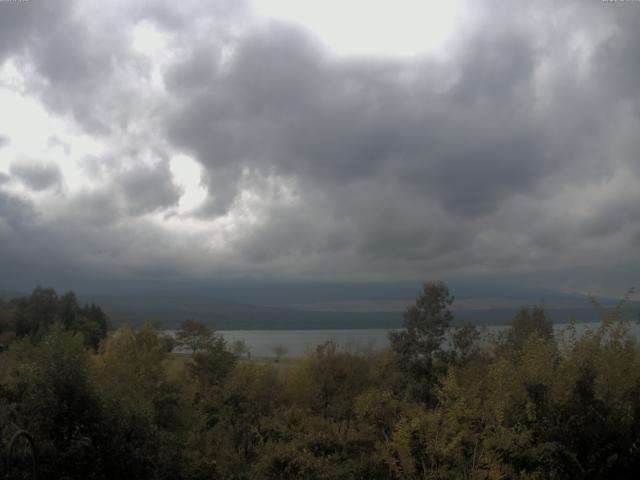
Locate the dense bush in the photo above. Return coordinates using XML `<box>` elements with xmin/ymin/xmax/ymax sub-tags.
<box><xmin>0</xmin><ymin>284</ymin><xmax>639</xmax><ymax>479</ymax></box>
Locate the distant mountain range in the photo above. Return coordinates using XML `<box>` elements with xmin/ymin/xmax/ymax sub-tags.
<box><xmin>3</xmin><ymin>284</ymin><xmax>637</xmax><ymax>330</ymax></box>
<box><xmin>79</xmin><ymin>288</ymin><xmax>638</xmax><ymax>330</ymax></box>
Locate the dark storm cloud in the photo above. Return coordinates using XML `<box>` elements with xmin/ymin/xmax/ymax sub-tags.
<box><xmin>450</xmin><ymin>30</ymin><xmax>538</xmax><ymax>105</ymax></box>
<box><xmin>580</xmin><ymin>191</ymin><xmax>640</xmax><ymax>239</ymax></box>
<box><xmin>10</xmin><ymin>161</ymin><xmax>62</xmax><ymax>191</ymax></box>
<box><xmin>163</xmin><ymin>21</ymin><xmax>554</xmax><ymax>252</ymax></box>
<box><xmin>64</xmin><ymin>161</ymin><xmax>183</xmax><ymax>226</ymax></box>
<box><xmin>0</xmin><ymin>1</ymin><xmax>60</xmax><ymax>62</ymax></box>
<box><xmin>0</xmin><ymin>0</ymin><xmax>638</xmax><ymax>295</ymax></box>
<box><xmin>164</xmin><ymin>23</ymin><xmax>561</xmax><ymax>222</ymax></box>
<box><xmin>0</xmin><ymin>0</ymin><xmax>122</xmax><ymax>133</ymax></box>
<box><xmin>592</xmin><ymin>6</ymin><xmax>640</xmax><ymax>103</ymax></box>
<box><xmin>115</xmin><ymin>162</ymin><xmax>183</xmax><ymax>215</ymax></box>
<box><xmin>0</xmin><ymin>189</ymin><xmax>37</xmax><ymax>228</ymax></box>
<box><xmin>66</xmin><ymin>189</ymin><xmax>122</xmax><ymax>227</ymax></box>
<box><xmin>158</xmin><ymin>4</ymin><xmax>639</xmax><ymax>292</ymax></box>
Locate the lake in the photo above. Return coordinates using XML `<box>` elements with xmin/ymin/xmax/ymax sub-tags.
<box><xmin>219</xmin><ymin>329</ymin><xmax>393</xmax><ymax>357</ymax></box>
<box><xmin>217</xmin><ymin>321</ymin><xmax>640</xmax><ymax>357</ymax></box>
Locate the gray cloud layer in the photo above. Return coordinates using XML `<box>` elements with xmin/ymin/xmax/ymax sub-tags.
<box><xmin>10</xmin><ymin>161</ymin><xmax>62</xmax><ymax>191</ymax></box>
<box><xmin>0</xmin><ymin>0</ymin><xmax>638</xmax><ymax>295</ymax></box>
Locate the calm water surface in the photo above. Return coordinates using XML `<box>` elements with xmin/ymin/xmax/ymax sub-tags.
<box><xmin>218</xmin><ymin>321</ymin><xmax>640</xmax><ymax>357</ymax></box>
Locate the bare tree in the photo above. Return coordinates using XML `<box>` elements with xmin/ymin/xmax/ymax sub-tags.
<box><xmin>175</xmin><ymin>319</ymin><xmax>215</xmax><ymax>355</ymax></box>
<box><xmin>231</xmin><ymin>339</ymin><xmax>251</xmax><ymax>358</ymax></box>
<box><xmin>271</xmin><ymin>344</ymin><xmax>288</xmax><ymax>362</ymax></box>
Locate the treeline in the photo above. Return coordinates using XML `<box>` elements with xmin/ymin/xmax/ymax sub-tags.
<box><xmin>0</xmin><ymin>287</ymin><xmax>108</xmax><ymax>348</ymax></box>
<box><xmin>0</xmin><ymin>283</ymin><xmax>639</xmax><ymax>479</ymax></box>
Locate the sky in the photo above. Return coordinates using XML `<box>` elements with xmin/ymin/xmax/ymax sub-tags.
<box><xmin>0</xmin><ymin>0</ymin><xmax>638</xmax><ymax>298</ymax></box>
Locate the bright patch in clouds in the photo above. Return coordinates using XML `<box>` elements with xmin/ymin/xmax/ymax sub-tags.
<box><xmin>251</xmin><ymin>0</ymin><xmax>465</xmax><ymax>57</ymax></box>
<box><xmin>132</xmin><ymin>21</ymin><xmax>169</xmax><ymax>58</ymax></box>
<box><xmin>0</xmin><ymin>85</ymin><xmax>104</xmax><ymax>197</ymax></box>
<box><xmin>170</xmin><ymin>154</ymin><xmax>207</xmax><ymax>213</ymax></box>
<box><xmin>132</xmin><ymin>20</ymin><xmax>174</xmax><ymax>92</ymax></box>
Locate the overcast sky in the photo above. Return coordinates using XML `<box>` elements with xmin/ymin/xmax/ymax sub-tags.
<box><xmin>0</xmin><ymin>0</ymin><xmax>638</xmax><ymax>297</ymax></box>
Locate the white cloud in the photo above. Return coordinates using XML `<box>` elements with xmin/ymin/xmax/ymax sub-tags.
<box><xmin>170</xmin><ymin>154</ymin><xmax>207</xmax><ymax>213</ymax></box>
<box><xmin>251</xmin><ymin>0</ymin><xmax>466</xmax><ymax>58</ymax></box>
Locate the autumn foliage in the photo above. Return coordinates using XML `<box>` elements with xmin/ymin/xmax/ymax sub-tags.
<box><xmin>1</xmin><ymin>284</ymin><xmax>639</xmax><ymax>479</ymax></box>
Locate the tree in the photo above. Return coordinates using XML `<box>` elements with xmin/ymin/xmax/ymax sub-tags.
<box><xmin>175</xmin><ymin>319</ymin><xmax>215</xmax><ymax>355</ymax></box>
<box><xmin>301</xmin><ymin>340</ymin><xmax>371</xmax><ymax>422</ymax></box>
<box><xmin>0</xmin><ymin>325</ymin><xmax>103</xmax><ymax>479</ymax></box>
<box><xmin>190</xmin><ymin>335</ymin><xmax>236</xmax><ymax>386</ymax></box>
<box><xmin>93</xmin><ymin>323</ymin><xmax>186</xmax><ymax>479</ymax></box>
<box><xmin>506</xmin><ymin>305</ymin><xmax>553</xmax><ymax>350</ymax></box>
<box><xmin>231</xmin><ymin>339</ymin><xmax>251</xmax><ymax>358</ymax></box>
<box><xmin>13</xmin><ymin>287</ymin><xmax>60</xmax><ymax>342</ymax></box>
<box><xmin>210</xmin><ymin>363</ymin><xmax>283</xmax><ymax>477</ymax></box>
<box><xmin>451</xmin><ymin>322</ymin><xmax>482</xmax><ymax>365</ymax></box>
<box><xmin>271</xmin><ymin>344</ymin><xmax>288</xmax><ymax>363</ymax></box>
<box><xmin>0</xmin><ymin>300</ymin><xmax>14</xmax><ymax>337</ymax></box>
<box><xmin>59</xmin><ymin>291</ymin><xmax>80</xmax><ymax>330</ymax></box>
<box><xmin>388</xmin><ymin>281</ymin><xmax>454</xmax><ymax>404</ymax></box>
<box><xmin>80</xmin><ymin>303</ymin><xmax>109</xmax><ymax>349</ymax></box>
<box><xmin>8</xmin><ymin>288</ymin><xmax>108</xmax><ymax>349</ymax></box>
